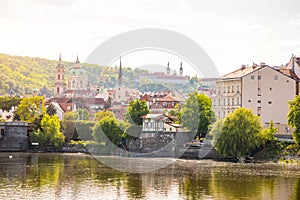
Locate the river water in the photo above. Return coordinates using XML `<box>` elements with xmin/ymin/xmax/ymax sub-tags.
<box><xmin>0</xmin><ymin>153</ymin><xmax>299</xmax><ymax>200</ymax></box>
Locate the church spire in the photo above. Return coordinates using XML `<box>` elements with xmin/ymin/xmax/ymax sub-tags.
<box><xmin>76</xmin><ymin>54</ymin><xmax>80</xmax><ymax>64</ymax></box>
<box><xmin>167</xmin><ymin>61</ymin><xmax>170</xmax><ymax>75</ymax></box>
<box><xmin>59</xmin><ymin>52</ymin><xmax>62</xmax><ymax>62</ymax></box>
<box><xmin>180</xmin><ymin>61</ymin><xmax>183</xmax><ymax>76</ymax></box>
<box><xmin>118</xmin><ymin>56</ymin><xmax>122</xmax><ymax>85</ymax></box>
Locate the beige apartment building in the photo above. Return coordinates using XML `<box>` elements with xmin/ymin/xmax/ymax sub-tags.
<box><xmin>212</xmin><ymin>62</ymin><xmax>299</xmax><ymax>133</ymax></box>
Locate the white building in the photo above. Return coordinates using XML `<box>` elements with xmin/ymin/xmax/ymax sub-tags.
<box><xmin>212</xmin><ymin>63</ymin><xmax>299</xmax><ymax>133</ymax></box>
<box><xmin>140</xmin><ymin>114</ymin><xmax>184</xmax><ymax>133</ymax></box>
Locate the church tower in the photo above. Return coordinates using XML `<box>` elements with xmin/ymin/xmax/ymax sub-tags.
<box><xmin>114</xmin><ymin>56</ymin><xmax>127</xmax><ymax>102</ymax></box>
<box><xmin>179</xmin><ymin>61</ymin><xmax>183</xmax><ymax>76</ymax></box>
<box><xmin>54</xmin><ymin>53</ymin><xmax>66</xmax><ymax>97</ymax></box>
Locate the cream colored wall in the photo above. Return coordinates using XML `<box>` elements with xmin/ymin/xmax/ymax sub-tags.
<box><xmin>242</xmin><ymin>66</ymin><xmax>296</xmax><ymax>125</ymax></box>
<box><xmin>212</xmin><ymin>78</ymin><xmax>242</xmax><ymax>118</ymax></box>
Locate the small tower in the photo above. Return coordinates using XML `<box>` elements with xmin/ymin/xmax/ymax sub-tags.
<box><xmin>118</xmin><ymin>56</ymin><xmax>122</xmax><ymax>86</ymax></box>
<box><xmin>167</xmin><ymin>61</ymin><xmax>170</xmax><ymax>75</ymax></box>
<box><xmin>54</xmin><ymin>53</ymin><xmax>66</xmax><ymax>97</ymax></box>
<box><xmin>179</xmin><ymin>61</ymin><xmax>183</xmax><ymax>76</ymax></box>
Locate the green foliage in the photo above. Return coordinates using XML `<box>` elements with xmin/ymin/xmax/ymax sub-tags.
<box><xmin>214</xmin><ymin>108</ymin><xmax>264</xmax><ymax>159</ymax></box>
<box><xmin>92</xmin><ymin>116</ymin><xmax>125</xmax><ymax>146</ymax></box>
<box><xmin>77</xmin><ymin>108</ymin><xmax>90</xmax><ymax>120</ymax></box>
<box><xmin>287</xmin><ymin>95</ymin><xmax>300</xmax><ymax>146</ymax></box>
<box><xmin>260</xmin><ymin>120</ymin><xmax>277</xmax><ymax>144</ymax></box>
<box><xmin>209</xmin><ymin>119</ymin><xmax>224</xmax><ymax>146</ymax></box>
<box><xmin>30</xmin><ymin>114</ymin><xmax>65</xmax><ymax>148</ymax></box>
<box><xmin>95</xmin><ymin>110</ymin><xmax>114</xmax><ymax>121</ymax></box>
<box><xmin>0</xmin><ymin>96</ymin><xmax>21</xmax><ymax>111</ymax></box>
<box><xmin>125</xmin><ymin>99</ymin><xmax>150</xmax><ymax>125</ymax></box>
<box><xmin>15</xmin><ymin>96</ymin><xmax>45</xmax><ymax>122</ymax></box>
<box><xmin>46</xmin><ymin>104</ymin><xmax>57</xmax><ymax>116</ymax></box>
<box><xmin>75</xmin><ymin>121</ymin><xmax>95</xmax><ymax>141</ymax></box>
<box><xmin>180</xmin><ymin>92</ymin><xmax>215</xmax><ymax>137</ymax></box>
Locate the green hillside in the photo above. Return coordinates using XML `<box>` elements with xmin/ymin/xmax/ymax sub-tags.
<box><xmin>0</xmin><ymin>53</ymin><xmax>148</xmax><ymax>97</ymax></box>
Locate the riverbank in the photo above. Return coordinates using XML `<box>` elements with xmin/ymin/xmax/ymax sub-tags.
<box><xmin>4</xmin><ymin>140</ymin><xmax>300</xmax><ymax>164</ymax></box>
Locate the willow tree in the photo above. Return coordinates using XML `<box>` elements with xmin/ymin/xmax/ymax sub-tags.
<box><xmin>287</xmin><ymin>95</ymin><xmax>300</xmax><ymax>146</ymax></box>
<box><xmin>214</xmin><ymin>108</ymin><xmax>263</xmax><ymax>159</ymax></box>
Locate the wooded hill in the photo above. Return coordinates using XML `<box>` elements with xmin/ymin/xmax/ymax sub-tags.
<box><xmin>0</xmin><ymin>53</ymin><xmax>148</xmax><ymax>97</ymax></box>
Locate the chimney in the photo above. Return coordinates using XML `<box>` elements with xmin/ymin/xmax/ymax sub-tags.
<box><xmin>241</xmin><ymin>64</ymin><xmax>246</xmax><ymax>70</ymax></box>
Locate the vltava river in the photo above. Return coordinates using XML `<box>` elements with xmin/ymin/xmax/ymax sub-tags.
<box><xmin>0</xmin><ymin>153</ymin><xmax>299</xmax><ymax>200</ymax></box>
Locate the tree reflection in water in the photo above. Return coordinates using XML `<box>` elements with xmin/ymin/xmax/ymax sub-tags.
<box><xmin>0</xmin><ymin>153</ymin><xmax>299</xmax><ymax>200</ymax></box>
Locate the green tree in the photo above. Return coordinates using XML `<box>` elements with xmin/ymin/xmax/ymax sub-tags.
<box><xmin>125</xmin><ymin>99</ymin><xmax>150</xmax><ymax>125</ymax></box>
<box><xmin>30</xmin><ymin>114</ymin><xmax>65</xmax><ymax>148</ymax></box>
<box><xmin>61</xmin><ymin>112</ymin><xmax>76</xmax><ymax>142</ymax></box>
<box><xmin>46</xmin><ymin>103</ymin><xmax>57</xmax><ymax>116</ymax></box>
<box><xmin>180</xmin><ymin>92</ymin><xmax>215</xmax><ymax>138</ymax></box>
<box><xmin>15</xmin><ymin>96</ymin><xmax>45</xmax><ymax>122</ymax></box>
<box><xmin>209</xmin><ymin>119</ymin><xmax>224</xmax><ymax>146</ymax></box>
<box><xmin>95</xmin><ymin>110</ymin><xmax>114</xmax><ymax>121</ymax></box>
<box><xmin>92</xmin><ymin>116</ymin><xmax>124</xmax><ymax>146</ymax></box>
<box><xmin>0</xmin><ymin>96</ymin><xmax>20</xmax><ymax>111</ymax></box>
<box><xmin>214</xmin><ymin>108</ymin><xmax>264</xmax><ymax>159</ymax></box>
<box><xmin>260</xmin><ymin>120</ymin><xmax>277</xmax><ymax>144</ymax></box>
<box><xmin>77</xmin><ymin>108</ymin><xmax>90</xmax><ymax>120</ymax></box>
<box><xmin>287</xmin><ymin>95</ymin><xmax>300</xmax><ymax>146</ymax></box>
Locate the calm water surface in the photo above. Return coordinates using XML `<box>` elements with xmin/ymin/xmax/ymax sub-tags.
<box><xmin>0</xmin><ymin>153</ymin><xmax>299</xmax><ymax>200</ymax></box>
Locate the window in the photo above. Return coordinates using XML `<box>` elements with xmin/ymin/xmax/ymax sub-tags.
<box><xmin>57</xmin><ymin>87</ymin><xmax>60</xmax><ymax>93</ymax></box>
<box><xmin>232</xmin><ymin>85</ymin><xmax>234</xmax><ymax>93</ymax></box>
<box><xmin>257</xmin><ymin>107</ymin><xmax>261</xmax><ymax>116</ymax></box>
<box><xmin>1</xmin><ymin>129</ymin><xmax>4</xmax><ymax>137</ymax></box>
<box><xmin>270</xmin><ymin>87</ymin><xmax>272</xmax><ymax>91</ymax></box>
<box><xmin>237</xmin><ymin>97</ymin><xmax>239</xmax><ymax>105</ymax></box>
<box><xmin>251</xmin><ymin>75</ymin><xmax>255</xmax><ymax>80</ymax></box>
<box><xmin>268</xmin><ymin>101</ymin><xmax>272</xmax><ymax>104</ymax></box>
<box><xmin>223</xmin><ymin>86</ymin><xmax>226</xmax><ymax>93</ymax></box>
<box><xmin>218</xmin><ymin>87</ymin><xmax>220</xmax><ymax>94</ymax></box>
<box><xmin>274</xmin><ymin>75</ymin><xmax>278</xmax><ymax>80</ymax></box>
<box><xmin>223</xmin><ymin>99</ymin><xmax>226</xmax><ymax>105</ymax></box>
<box><xmin>248</xmin><ymin>99</ymin><xmax>251</xmax><ymax>103</ymax></box>
<box><xmin>237</xmin><ymin>85</ymin><xmax>240</xmax><ymax>93</ymax></box>
<box><xmin>228</xmin><ymin>86</ymin><xmax>230</xmax><ymax>93</ymax></box>
<box><xmin>57</xmin><ymin>74</ymin><xmax>60</xmax><ymax>80</ymax></box>
<box><xmin>227</xmin><ymin>98</ymin><xmax>230</xmax><ymax>106</ymax></box>
<box><xmin>258</xmin><ymin>100</ymin><xmax>261</xmax><ymax>103</ymax></box>
<box><xmin>218</xmin><ymin>99</ymin><xmax>220</xmax><ymax>106</ymax></box>
<box><xmin>258</xmin><ymin>75</ymin><xmax>261</xmax><ymax>80</ymax></box>
<box><xmin>232</xmin><ymin>98</ymin><xmax>234</xmax><ymax>105</ymax></box>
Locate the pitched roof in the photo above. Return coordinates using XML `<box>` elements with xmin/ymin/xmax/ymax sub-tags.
<box><xmin>156</xmin><ymin>95</ymin><xmax>178</xmax><ymax>102</ymax></box>
<box><xmin>278</xmin><ymin>68</ymin><xmax>300</xmax><ymax>80</ymax></box>
<box><xmin>221</xmin><ymin>66</ymin><xmax>261</xmax><ymax>79</ymax></box>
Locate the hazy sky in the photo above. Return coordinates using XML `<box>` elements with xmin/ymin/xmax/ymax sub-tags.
<box><xmin>1</xmin><ymin>0</ymin><xmax>300</xmax><ymax>76</ymax></box>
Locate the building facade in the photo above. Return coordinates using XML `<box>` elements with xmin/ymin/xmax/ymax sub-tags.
<box><xmin>212</xmin><ymin>63</ymin><xmax>299</xmax><ymax>132</ymax></box>
<box><xmin>66</xmin><ymin>56</ymin><xmax>89</xmax><ymax>96</ymax></box>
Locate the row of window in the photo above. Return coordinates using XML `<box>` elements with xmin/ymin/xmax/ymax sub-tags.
<box><xmin>251</xmin><ymin>75</ymin><xmax>278</xmax><ymax>80</ymax></box>
<box><xmin>68</xmin><ymin>81</ymin><xmax>85</xmax><ymax>89</ymax></box>
<box><xmin>218</xmin><ymin>85</ymin><xmax>240</xmax><ymax>94</ymax></box>
<box><xmin>213</xmin><ymin>97</ymin><xmax>240</xmax><ymax>106</ymax></box>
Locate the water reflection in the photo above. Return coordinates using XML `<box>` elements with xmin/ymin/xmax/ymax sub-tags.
<box><xmin>0</xmin><ymin>153</ymin><xmax>299</xmax><ymax>200</ymax></box>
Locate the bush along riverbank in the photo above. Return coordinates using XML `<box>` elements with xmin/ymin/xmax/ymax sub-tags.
<box><xmin>24</xmin><ymin>140</ymin><xmax>300</xmax><ymax>164</ymax></box>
